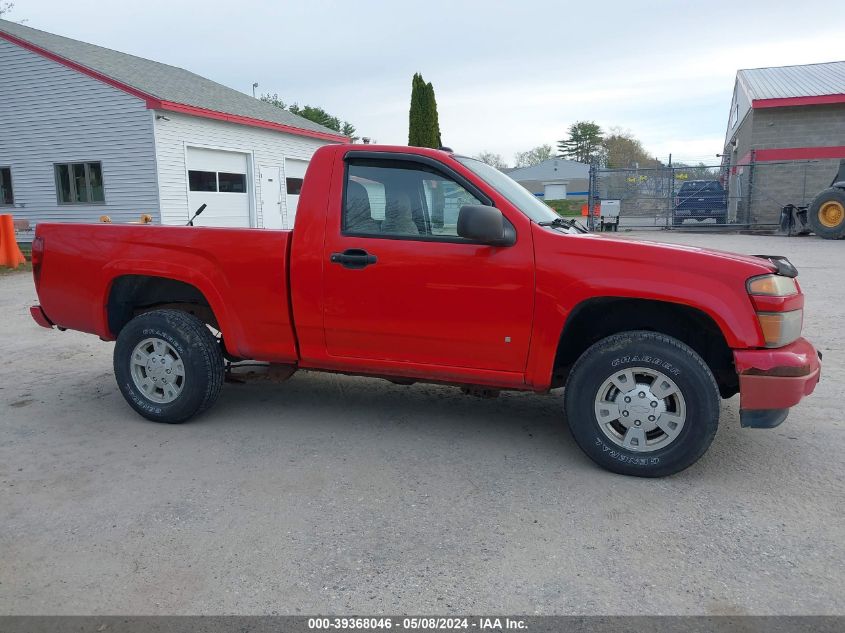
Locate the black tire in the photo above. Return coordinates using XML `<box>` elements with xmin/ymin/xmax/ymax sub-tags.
<box><xmin>114</xmin><ymin>309</ymin><xmax>224</xmax><ymax>423</ymax></box>
<box><xmin>564</xmin><ymin>331</ymin><xmax>719</xmax><ymax>477</ymax></box>
<box><xmin>807</xmin><ymin>188</ymin><xmax>845</xmax><ymax>239</ymax></box>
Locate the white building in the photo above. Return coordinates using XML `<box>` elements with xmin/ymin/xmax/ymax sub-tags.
<box><xmin>0</xmin><ymin>19</ymin><xmax>347</xmax><ymax>232</ymax></box>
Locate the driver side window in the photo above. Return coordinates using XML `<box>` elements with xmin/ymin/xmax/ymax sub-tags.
<box><xmin>343</xmin><ymin>160</ymin><xmax>482</xmax><ymax>240</ymax></box>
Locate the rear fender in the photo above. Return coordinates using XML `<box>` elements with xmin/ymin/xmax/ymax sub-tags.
<box><xmin>100</xmin><ymin>261</ymin><xmax>241</xmax><ymax>354</ymax></box>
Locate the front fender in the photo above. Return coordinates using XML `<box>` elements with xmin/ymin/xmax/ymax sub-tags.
<box><xmin>524</xmin><ymin>226</ymin><xmax>767</xmax><ymax>390</ymax></box>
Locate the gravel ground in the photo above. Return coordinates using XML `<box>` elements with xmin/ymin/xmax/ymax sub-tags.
<box><xmin>1</xmin><ymin>231</ymin><xmax>843</xmax><ymax>615</ymax></box>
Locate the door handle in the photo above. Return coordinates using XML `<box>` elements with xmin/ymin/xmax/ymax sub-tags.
<box><xmin>330</xmin><ymin>248</ymin><xmax>378</xmax><ymax>269</ymax></box>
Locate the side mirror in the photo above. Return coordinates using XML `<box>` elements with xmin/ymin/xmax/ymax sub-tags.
<box><xmin>457</xmin><ymin>205</ymin><xmax>515</xmax><ymax>246</ymax></box>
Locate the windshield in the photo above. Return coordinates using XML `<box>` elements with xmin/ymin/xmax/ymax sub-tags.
<box><xmin>680</xmin><ymin>181</ymin><xmax>722</xmax><ymax>193</ymax></box>
<box><xmin>455</xmin><ymin>156</ymin><xmax>561</xmax><ymax>223</ymax></box>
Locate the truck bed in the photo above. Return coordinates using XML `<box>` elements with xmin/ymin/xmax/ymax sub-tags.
<box><xmin>34</xmin><ymin>224</ymin><xmax>298</xmax><ymax>363</ymax></box>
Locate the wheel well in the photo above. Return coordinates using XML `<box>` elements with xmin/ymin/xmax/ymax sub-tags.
<box><xmin>553</xmin><ymin>298</ymin><xmax>737</xmax><ymax>397</ymax></box>
<box><xmin>107</xmin><ymin>275</ymin><xmax>218</xmax><ymax>337</ymax></box>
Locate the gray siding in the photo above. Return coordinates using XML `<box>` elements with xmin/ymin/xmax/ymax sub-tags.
<box><xmin>0</xmin><ymin>38</ymin><xmax>160</xmax><ymax>226</ymax></box>
<box><xmin>725</xmin><ymin>80</ymin><xmax>752</xmax><ymax>148</ymax></box>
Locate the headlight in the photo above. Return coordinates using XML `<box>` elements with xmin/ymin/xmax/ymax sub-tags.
<box><xmin>747</xmin><ymin>274</ymin><xmax>802</xmax><ymax>347</ymax></box>
<box><xmin>747</xmin><ymin>274</ymin><xmax>798</xmax><ymax>296</ymax></box>
<box><xmin>756</xmin><ymin>310</ymin><xmax>803</xmax><ymax>348</ymax></box>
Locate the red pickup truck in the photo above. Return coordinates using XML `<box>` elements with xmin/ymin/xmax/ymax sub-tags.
<box><xmin>29</xmin><ymin>145</ymin><xmax>821</xmax><ymax>477</ymax></box>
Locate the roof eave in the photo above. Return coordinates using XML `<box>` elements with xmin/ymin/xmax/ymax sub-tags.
<box><xmin>0</xmin><ymin>29</ymin><xmax>348</xmax><ymax>144</ymax></box>
<box><xmin>752</xmin><ymin>94</ymin><xmax>845</xmax><ymax>108</ymax></box>
<box><xmin>153</xmin><ymin>101</ymin><xmax>349</xmax><ymax>143</ymax></box>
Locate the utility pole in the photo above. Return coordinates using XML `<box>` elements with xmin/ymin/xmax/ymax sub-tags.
<box><xmin>666</xmin><ymin>153</ymin><xmax>673</xmax><ymax>229</ymax></box>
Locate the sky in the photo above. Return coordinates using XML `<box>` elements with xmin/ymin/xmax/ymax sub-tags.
<box><xmin>5</xmin><ymin>0</ymin><xmax>843</xmax><ymax>165</ymax></box>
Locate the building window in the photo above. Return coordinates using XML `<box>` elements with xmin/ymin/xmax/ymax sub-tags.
<box><xmin>286</xmin><ymin>177</ymin><xmax>304</xmax><ymax>195</ymax></box>
<box><xmin>55</xmin><ymin>162</ymin><xmax>105</xmax><ymax>204</ymax></box>
<box><xmin>188</xmin><ymin>170</ymin><xmax>218</xmax><ymax>192</ymax></box>
<box><xmin>0</xmin><ymin>167</ymin><xmax>13</xmax><ymax>206</ymax></box>
<box><xmin>188</xmin><ymin>170</ymin><xmax>248</xmax><ymax>193</ymax></box>
<box><xmin>218</xmin><ymin>172</ymin><xmax>247</xmax><ymax>193</ymax></box>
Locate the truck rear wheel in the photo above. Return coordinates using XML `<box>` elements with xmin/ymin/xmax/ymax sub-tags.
<box><xmin>114</xmin><ymin>309</ymin><xmax>224</xmax><ymax>423</ymax></box>
<box><xmin>564</xmin><ymin>331</ymin><xmax>719</xmax><ymax>477</ymax></box>
<box><xmin>807</xmin><ymin>188</ymin><xmax>845</xmax><ymax>239</ymax></box>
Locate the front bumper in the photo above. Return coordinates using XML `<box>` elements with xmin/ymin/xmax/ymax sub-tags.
<box><xmin>734</xmin><ymin>337</ymin><xmax>821</xmax><ymax>428</ymax></box>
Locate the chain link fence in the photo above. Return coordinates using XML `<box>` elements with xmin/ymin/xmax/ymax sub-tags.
<box><xmin>585</xmin><ymin>159</ymin><xmax>838</xmax><ymax>231</ymax></box>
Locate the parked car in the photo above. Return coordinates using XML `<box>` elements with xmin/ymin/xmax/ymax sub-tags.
<box><xmin>673</xmin><ymin>180</ymin><xmax>728</xmax><ymax>225</ymax></box>
<box><xmin>29</xmin><ymin>145</ymin><xmax>821</xmax><ymax>477</ymax></box>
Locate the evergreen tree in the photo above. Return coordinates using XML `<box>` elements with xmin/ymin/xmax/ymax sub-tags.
<box><xmin>408</xmin><ymin>73</ymin><xmax>442</xmax><ymax>148</ymax></box>
<box><xmin>557</xmin><ymin>121</ymin><xmax>604</xmax><ymax>164</ymax></box>
<box><xmin>425</xmin><ymin>81</ymin><xmax>442</xmax><ymax>148</ymax></box>
<box><xmin>408</xmin><ymin>73</ymin><xmax>426</xmax><ymax>146</ymax></box>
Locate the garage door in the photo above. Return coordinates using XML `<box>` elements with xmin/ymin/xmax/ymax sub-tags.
<box><xmin>187</xmin><ymin>148</ymin><xmax>251</xmax><ymax>227</ymax></box>
<box><xmin>544</xmin><ymin>183</ymin><xmax>567</xmax><ymax>200</ymax></box>
<box><xmin>284</xmin><ymin>159</ymin><xmax>309</xmax><ymax>229</ymax></box>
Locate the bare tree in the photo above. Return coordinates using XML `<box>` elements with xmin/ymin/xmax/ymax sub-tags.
<box><xmin>513</xmin><ymin>144</ymin><xmax>553</xmax><ymax>168</ymax></box>
<box><xmin>602</xmin><ymin>127</ymin><xmax>662</xmax><ymax>168</ymax></box>
<box><xmin>474</xmin><ymin>151</ymin><xmax>508</xmax><ymax>170</ymax></box>
<box><xmin>0</xmin><ymin>2</ymin><xmax>14</xmax><ymax>17</ymax></box>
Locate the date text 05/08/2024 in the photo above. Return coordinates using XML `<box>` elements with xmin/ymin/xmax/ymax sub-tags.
<box><xmin>308</xmin><ymin>617</ymin><xmax>528</xmax><ymax>630</ymax></box>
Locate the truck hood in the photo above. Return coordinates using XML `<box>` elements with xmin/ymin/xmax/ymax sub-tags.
<box><xmin>568</xmin><ymin>231</ymin><xmax>779</xmax><ymax>275</ymax></box>
<box><xmin>531</xmin><ymin>226</ymin><xmax>786</xmax><ymax>351</ymax></box>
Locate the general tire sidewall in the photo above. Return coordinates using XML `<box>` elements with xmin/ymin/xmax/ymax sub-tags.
<box><xmin>565</xmin><ymin>335</ymin><xmax>718</xmax><ymax>477</ymax></box>
<box><xmin>114</xmin><ymin>314</ymin><xmax>215</xmax><ymax>423</ymax></box>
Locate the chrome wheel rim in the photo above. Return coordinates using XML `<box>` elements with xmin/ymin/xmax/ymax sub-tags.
<box><xmin>130</xmin><ymin>337</ymin><xmax>186</xmax><ymax>404</ymax></box>
<box><xmin>593</xmin><ymin>366</ymin><xmax>686</xmax><ymax>453</ymax></box>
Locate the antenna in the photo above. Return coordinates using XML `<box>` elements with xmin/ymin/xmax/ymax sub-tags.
<box><xmin>187</xmin><ymin>203</ymin><xmax>207</xmax><ymax>226</ymax></box>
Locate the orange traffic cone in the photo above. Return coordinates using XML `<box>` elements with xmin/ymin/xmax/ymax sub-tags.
<box><xmin>0</xmin><ymin>214</ymin><xmax>26</xmax><ymax>268</ymax></box>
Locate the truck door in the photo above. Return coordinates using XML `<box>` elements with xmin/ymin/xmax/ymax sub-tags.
<box><xmin>321</xmin><ymin>154</ymin><xmax>534</xmax><ymax>374</ymax></box>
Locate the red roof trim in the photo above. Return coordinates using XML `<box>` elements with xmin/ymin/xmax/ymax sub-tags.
<box><xmin>754</xmin><ymin>146</ymin><xmax>845</xmax><ymax>162</ymax></box>
<box><xmin>0</xmin><ymin>29</ymin><xmax>348</xmax><ymax>144</ymax></box>
<box><xmin>152</xmin><ymin>101</ymin><xmax>349</xmax><ymax>143</ymax></box>
<box><xmin>752</xmin><ymin>94</ymin><xmax>845</xmax><ymax>108</ymax></box>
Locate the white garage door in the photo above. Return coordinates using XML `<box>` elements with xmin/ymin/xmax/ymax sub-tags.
<box><xmin>544</xmin><ymin>182</ymin><xmax>567</xmax><ymax>200</ymax></box>
<box><xmin>187</xmin><ymin>147</ymin><xmax>252</xmax><ymax>227</ymax></box>
<box><xmin>284</xmin><ymin>159</ymin><xmax>309</xmax><ymax>229</ymax></box>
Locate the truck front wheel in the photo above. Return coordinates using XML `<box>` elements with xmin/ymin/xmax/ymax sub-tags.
<box><xmin>114</xmin><ymin>309</ymin><xmax>224</xmax><ymax>423</ymax></box>
<box><xmin>564</xmin><ymin>331</ymin><xmax>719</xmax><ymax>477</ymax></box>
